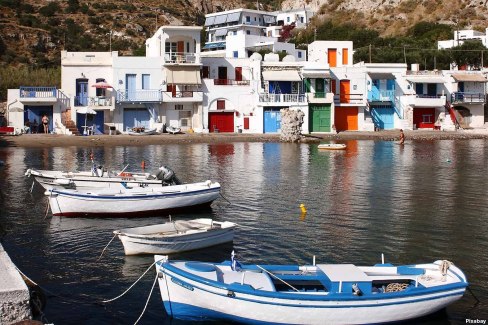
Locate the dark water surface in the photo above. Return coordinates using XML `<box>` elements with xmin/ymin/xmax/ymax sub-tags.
<box><xmin>0</xmin><ymin>140</ymin><xmax>487</xmax><ymax>324</ymax></box>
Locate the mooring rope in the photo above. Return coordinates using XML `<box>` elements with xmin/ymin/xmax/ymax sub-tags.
<box><xmin>385</xmin><ymin>283</ymin><xmax>409</xmax><ymax>292</ymax></box>
<box><xmin>220</xmin><ymin>192</ymin><xmax>231</xmax><ymax>204</ymax></box>
<box><xmin>43</xmin><ymin>196</ymin><xmax>51</xmax><ymax>220</ymax></box>
<box><xmin>103</xmin><ymin>259</ymin><xmax>162</xmax><ymax>303</ymax></box>
<box><xmin>133</xmin><ymin>272</ymin><xmax>159</xmax><ymax>325</ymax></box>
<box><xmin>97</xmin><ymin>234</ymin><xmax>117</xmax><ymax>261</ymax></box>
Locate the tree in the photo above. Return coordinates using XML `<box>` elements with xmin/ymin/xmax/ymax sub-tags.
<box><xmin>451</xmin><ymin>41</ymin><xmax>486</xmax><ymax>69</ymax></box>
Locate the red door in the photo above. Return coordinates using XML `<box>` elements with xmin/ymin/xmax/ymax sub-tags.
<box><xmin>413</xmin><ymin>107</ymin><xmax>435</xmax><ymax>129</ymax></box>
<box><xmin>209</xmin><ymin>112</ymin><xmax>234</xmax><ymax>132</ymax></box>
<box><xmin>335</xmin><ymin>107</ymin><xmax>358</xmax><ymax>131</ymax></box>
<box><xmin>235</xmin><ymin>67</ymin><xmax>242</xmax><ymax>81</ymax></box>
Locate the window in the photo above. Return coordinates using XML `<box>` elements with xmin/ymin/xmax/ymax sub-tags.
<box><xmin>217</xmin><ymin>100</ymin><xmax>225</xmax><ymax>110</ymax></box>
<box><xmin>202</xmin><ymin>66</ymin><xmax>210</xmax><ymax>79</ymax></box>
<box><xmin>95</xmin><ymin>78</ymin><xmax>106</xmax><ymax>97</ymax></box>
<box><xmin>233</xmin><ymin>51</ymin><xmax>238</xmax><ymax>58</ymax></box>
<box><xmin>246</xmin><ymin>30</ymin><xmax>251</xmax><ymax>35</ymax></box>
<box><xmin>186</xmin><ymin>42</ymin><xmax>190</xmax><ymax>53</ymax></box>
<box><xmin>287</xmin><ymin>17</ymin><xmax>290</xmax><ymax>23</ymax></box>
<box><xmin>179</xmin><ymin>110</ymin><xmax>191</xmax><ymax>127</ymax></box>
<box><xmin>142</xmin><ymin>74</ymin><xmax>150</xmax><ymax>90</ymax></box>
<box><xmin>246</xmin><ymin>16</ymin><xmax>250</xmax><ymax>22</ymax></box>
<box><xmin>254</xmin><ymin>17</ymin><xmax>256</xmax><ymax>21</ymax></box>
<box><xmin>298</xmin><ymin>51</ymin><xmax>302</xmax><ymax>58</ymax></box>
<box><xmin>233</xmin><ymin>31</ymin><xmax>237</xmax><ymax>35</ymax></box>
<box><xmin>300</xmin><ymin>17</ymin><xmax>304</xmax><ymax>23</ymax></box>
<box><xmin>175</xmin><ymin>105</ymin><xmax>184</xmax><ymax>110</ymax></box>
<box><xmin>422</xmin><ymin>114</ymin><xmax>433</xmax><ymax>123</ymax></box>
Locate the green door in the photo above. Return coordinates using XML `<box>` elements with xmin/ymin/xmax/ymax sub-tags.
<box><xmin>309</xmin><ymin>104</ymin><xmax>331</xmax><ymax>132</ymax></box>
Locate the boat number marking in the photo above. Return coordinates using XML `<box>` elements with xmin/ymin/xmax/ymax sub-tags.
<box><xmin>171</xmin><ymin>277</ymin><xmax>194</xmax><ymax>291</ymax></box>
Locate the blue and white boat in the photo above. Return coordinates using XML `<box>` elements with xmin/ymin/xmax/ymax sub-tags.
<box><xmin>154</xmin><ymin>255</ymin><xmax>468</xmax><ymax>324</ymax></box>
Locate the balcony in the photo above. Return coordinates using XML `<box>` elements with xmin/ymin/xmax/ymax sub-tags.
<box><xmin>74</xmin><ymin>96</ymin><xmax>113</xmax><ymax>108</ymax></box>
<box><xmin>213</xmin><ymin>79</ymin><xmax>250</xmax><ymax>86</ymax></box>
<box><xmin>162</xmin><ymin>91</ymin><xmax>203</xmax><ymax>102</ymax></box>
<box><xmin>19</xmin><ymin>86</ymin><xmax>58</xmax><ymax>103</ymax></box>
<box><xmin>451</xmin><ymin>92</ymin><xmax>485</xmax><ymax>104</ymax></box>
<box><xmin>367</xmin><ymin>90</ymin><xmax>394</xmax><ymax>102</ymax></box>
<box><xmin>164</xmin><ymin>52</ymin><xmax>197</xmax><ymax>64</ymax></box>
<box><xmin>116</xmin><ymin>90</ymin><xmax>163</xmax><ymax>103</ymax></box>
<box><xmin>306</xmin><ymin>92</ymin><xmax>334</xmax><ymax>104</ymax></box>
<box><xmin>333</xmin><ymin>93</ymin><xmax>364</xmax><ymax>105</ymax></box>
<box><xmin>259</xmin><ymin>93</ymin><xmax>306</xmax><ymax>104</ymax></box>
<box><xmin>412</xmin><ymin>95</ymin><xmax>446</xmax><ymax>107</ymax></box>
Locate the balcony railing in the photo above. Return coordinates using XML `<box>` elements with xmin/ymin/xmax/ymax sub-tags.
<box><xmin>259</xmin><ymin>93</ymin><xmax>306</xmax><ymax>103</ymax></box>
<box><xmin>116</xmin><ymin>90</ymin><xmax>162</xmax><ymax>102</ymax></box>
<box><xmin>20</xmin><ymin>86</ymin><xmax>57</xmax><ymax>98</ymax></box>
<box><xmin>451</xmin><ymin>92</ymin><xmax>485</xmax><ymax>104</ymax></box>
<box><xmin>368</xmin><ymin>90</ymin><xmax>394</xmax><ymax>102</ymax></box>
<box><xmin>164</xmin><ymin>52</ymin><xmax>197</xmax><ymax>64</ymax></box>
<box><xmin>334</xmin><ymin>93</ymin><xmax>364</xmax><ymax>104</ymax></box>
<box><xmin>172</xmin><ymin>91</ymin><xmax>196</xmax><ymax>98</ymax></box>
<box><xmin>213</xmin><ymin>79</ymin><xmax>250</xmax><ymax>86</ymax></box>
<box><xmin>412</xmin><ymin>95</ymin><xmax>446</xmax><ymax>107</ymax></box>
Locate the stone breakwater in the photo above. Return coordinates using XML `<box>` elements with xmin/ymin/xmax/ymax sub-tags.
<box><xmin>0</xmin><ymin>244</ymin><xmax>32</xmax><ymax>324</ymax></box>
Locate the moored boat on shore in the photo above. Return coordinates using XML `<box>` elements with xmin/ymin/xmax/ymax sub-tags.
<box><xmin>154</xmin><ymin>256</ymin><xmax>468</xmax><ymax>324</ymax></box>
<box><xmin>318</xmin><ymin>143</ymin><xmax>347</xmax><ymax>150</ymax></box>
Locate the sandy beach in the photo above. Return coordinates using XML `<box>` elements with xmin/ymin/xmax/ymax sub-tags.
<box><xmin>1</xmin><ymin>129</ymin><xmax>488</xmax><ymax>148</ymax></box>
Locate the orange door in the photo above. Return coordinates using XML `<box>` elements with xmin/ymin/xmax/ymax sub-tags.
<box><xmin>328</xmin><ymin>49</ymin><xmax>337</xmax><ymax>67</ymax></box>
<box><xmin>340</xmin><ymin>80</ymin><xmax>350</xmax><ymax>103</ymax></box>
<box><xmin>335</xmin><ymin>107</ymin><xmax>358</xmax><ymax>131</ymax></box>
<box><xmin>342</xmin><ymin>48</ymin><xmax>348</xmax><ymax>65</ymax></box>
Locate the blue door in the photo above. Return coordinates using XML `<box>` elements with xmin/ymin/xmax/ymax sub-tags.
<box><xmin>369</xmin><ymin>79</ymin><xmax>380</xmax><ymax>101</ymax></box>
<box><xmin>372</xmin><ymin>107</ymin><xmax>394</xmax><ymax>129</ymax></box>
<box><xmin>24</xmin><ymin>106</ymin><xmax>53</xmax><ymax>133</ymax></box>
<box><xmin>264</xmin><ymin>108</ymin><xmax>281</xmax><ymax>133</ymax></box>
<box><xmin>124</xmin><ymin>108</ymin><xmax>150</xmax><ymax>131</ymax></box>
<box><xmin>76</xmin><ymin>79</ymin><xmax>89</xmax><ymax>106</ymax></box>
<box><xmin>126</xmin><ymin>74</ymin><xmax>137</xmax><ymax>100</ymax></box>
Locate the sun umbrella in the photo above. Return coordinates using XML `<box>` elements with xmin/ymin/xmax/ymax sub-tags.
<box><xmin>77</xmin><ymin>107</ymin><xmax>97</xmax><ymax>135</ymax></box>
<box><xmin>91</xmin><ymin>81</ymin><xmax>113</xmax><ymax>89</ymax></box>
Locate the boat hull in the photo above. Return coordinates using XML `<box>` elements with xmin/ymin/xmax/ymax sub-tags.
<box><xmin>118</xmin><ymin>227</ymin><xmax>235</xmax><ymax>255</ymax></box>
<box><xmin>47</xmin><ymin>182</ymin><xmax>220</xmax><ymax>217</ymax></box>
<box><xmin>318</xmin><ymin>144</ymin><xmax>346</xmax><ymax>150</ymax></box>
<box><xmin>154</xmin><ymin>259</ymin><xmax>467</xmax><ymax>325</ymax></box>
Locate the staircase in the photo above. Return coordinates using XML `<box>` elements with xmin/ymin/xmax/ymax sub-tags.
<box><xmin>64</xmin><ymin>119</ymin><xmax>81</xmax><ymax>135</ymax></box>
<box><xmin>59</xmin><ymin>108</ymin><xmax>81</xmax><ymax>136</ymax></box>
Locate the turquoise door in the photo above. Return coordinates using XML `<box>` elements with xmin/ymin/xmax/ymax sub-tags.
<box><xmin>126</xmin><ymin>74</ymin><xmax>137</xmax><ymax>100</ymax></box>
<box><xmin>264</xmin><ymin>109</ymin><xmax>282</xmax><ymax>133</ymax></box>
<box><xmin>372</xmin><ymin>107</ymin><xmax>394</xmax><ymax>129</ymax></box>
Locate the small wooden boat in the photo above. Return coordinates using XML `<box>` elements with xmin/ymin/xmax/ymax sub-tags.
<box><xmin>26</xmin><ymin>165</ymin><xmax>181</xmax><ymax>190</ymax></box>
<box><xmin>127</xmin><ymin>126</ymin><xmax>157</xmax><ymax>135</ymax></box>
<box><xmin>154</xmin><ymin>256</ymin><xmax>467</xmax><ymax>324</ymax></box>
<box><xmin>46</xmin><ymin>180</ymin><xmax>221</xmax><ymax>217</ymax></box>
<box><xmin>114</xmin><ymin>218</ymin><xmax>237</xmax><ymax>255</ymax></box>
<box><xmin>318</xmin><ymin>143</ymin><xmax>346</xmax><ymax>150</ymax></box>
<box><xmin>166</xmin><ymin>126</ymin><xmax>181</xmax><ymax>134</ymax></box>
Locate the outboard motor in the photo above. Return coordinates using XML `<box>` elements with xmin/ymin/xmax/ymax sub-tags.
<box><xmin>156</xmin><ymin>166</ymin><xmax>181</xmax><ymax>185</ymax></box>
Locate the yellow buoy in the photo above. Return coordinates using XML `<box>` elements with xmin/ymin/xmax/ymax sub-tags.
<box><xmin>300</xmin><ymin>203</ymin><xmax>307</xmax><ymax>213</ymax></box>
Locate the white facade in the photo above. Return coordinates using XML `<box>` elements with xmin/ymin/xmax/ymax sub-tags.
<box><xmin>438</xmin><ymin>29</ymin><xmax>488</xmax><ymax>49</ymax></box>
<box><xmin>274</xmin><ymin>8</ymin><xmax>314</xmax><ymax>28</ymax></box>
<box><xmin>308</xmin><ymin>41</ymin><xmax>354</xmax><ymax>67</ymax></box>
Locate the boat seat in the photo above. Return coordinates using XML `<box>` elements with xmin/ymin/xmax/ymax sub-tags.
<box><xmin>221</xmin><ymin>270</ymin><xmax>276</xmax><ymax>292</ymax></box>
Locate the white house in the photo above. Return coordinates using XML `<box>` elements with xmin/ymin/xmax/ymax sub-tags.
<box><xmin>438</xmin><ymin>29</ymin><xmax>488</xmax><ymax>49</ymax></box>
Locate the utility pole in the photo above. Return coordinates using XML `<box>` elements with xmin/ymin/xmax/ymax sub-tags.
<box><xmin>369</xmin><ymin>44</ymin><xmax>371</xmax><ymax>63</ymax></box>
<box><xmin>403</xmin><ymin>46</ymin><xmax>407</xmax><ymax>64</ymax></box>
<box><xmin>109</xmin><ymin>30</ymin><xmax>112</xmax><ymax>52</ymax></box>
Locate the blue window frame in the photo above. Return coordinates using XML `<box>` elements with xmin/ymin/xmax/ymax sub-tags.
<box><xmin>233</xmin><ymin>51</ymin><xmax>238</xmax><ymax>58</ymax></box>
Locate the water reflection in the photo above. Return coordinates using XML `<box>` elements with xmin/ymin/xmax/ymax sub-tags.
<box><xmin>0</xmin><ymin>140</ymin><xmax>487</xmax><ymax>324</ymax></box>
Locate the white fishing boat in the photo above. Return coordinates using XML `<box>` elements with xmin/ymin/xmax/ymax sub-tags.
<box><xmin>154</xmin><ymin>255</ymin><xmax>468</xmax><ymax>324</ymax></box>
<box><xmin>114</xmin><ymin>218</ymin><xmax>237</xmax><ymax>255</ymax></box>
<box><xmin>26</xmin><ymin>165</ymin><xmax>182</xmax><ymax>190</ymax></box>
<box><xmin>46</xmin><ymin>180</ymin><xmax>221</xmax><ymax>217</ymax></box>
<box><xmin>318</xmin><ymin>143</ymin><xmax>347</xmax><ymax>150</ymax></box>
<box><xmin>127</xmin><ymin>126</ymin><xmax>158</xmax><ymax>136</ymax></box>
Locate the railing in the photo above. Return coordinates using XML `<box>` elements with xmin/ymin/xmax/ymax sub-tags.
<box><xmin>334</xmin><ymin>93</ymin><xmax>364</xmax><ymax>104</ymax></box>
<box><xmin>116</xmin><ymin>90</ymin><xmax>162</xmax><ymax>102</ymax></box>
<box><xmin>213</xmin><ymin>79</ymin><xmax>250</xmax><ymax>86</ymax></box>
<box><xmin>74</xmin><ymin>95</ymin><xmax>89</xmax><ymax>106</ymax></box>
<box><xmin>446</xmin><ymin>102</ymin><xmax>461</xmax><ymax>129</ymax></box>
<box><xmin>164</xmin><ymin>52</ymin><xmax>197</xmax><ymax>64</ymax></box>
<box><xmin>172</xmin><ymin>91</ymin><xmax>200</xmax><ymax>98</ymax></box>
<box><xmin>258</xmin><ymin>93</ymin><xmax>306</xmax><ymax>103</ymax></box>
<box><xmin>451</xmin><ymin>92</ymin><xmax>485</xmax><ymax>103</ymax></box>
<box><xmin>368</xmin><ymin>90</ymin><xmax>394</xmax><ymax>102</ymax></box>
<box><xmin>393</xmin><ymin>96</ymin><xmax>405</xmax><ymax>119</ymax></box>
<box><xmin>20</xmin><ymin>86</ymin><xmax>57</xmax><ymax>98</ymax></box>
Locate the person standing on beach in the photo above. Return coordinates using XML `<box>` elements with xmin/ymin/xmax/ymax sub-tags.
<box><xmin>399</xmin><ymin>129</ymin><xmax>405</xmax><ymax>145</ymax></box>
<box><xmin>42</xmin><ymin>115</ymin><xmax>49</xmax><ymax>134</ymax></box>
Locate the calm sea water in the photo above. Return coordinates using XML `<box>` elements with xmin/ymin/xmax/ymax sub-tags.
<box><xmin>0</xmin><ymin>140</ymin><xmax>487</xmax><ymax>324</ymax></box>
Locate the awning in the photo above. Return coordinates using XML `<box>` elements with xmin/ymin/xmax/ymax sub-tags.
<box><xmin>262</xmin><ymin>70</ymin><xmax>302</xmax><ymax>81</ymax></box>
<box><xmin>368</xmin><ymin>72</ymin><xmax>395</xmax><ymax>80</ymax></box>
<box><xmin>204</xmin><ymin>16</ymin><xmax>215</xmax><ymax>26</ymax></box>
<box><xmin>302</xmin><ymin>71</ymin><xmax>331</xmax><ymax>78</ymax></box>
<box><xmin>166</xmin><ymin>67</ymin><xmax>202</xmax><ymax>85</ymax></box>
<box><xmin>263</xmin><ymin>15</ymin><xmax>276</xmax><ymax>24</ymax></box>
<box><xmin>452</xmin><ymin>74</ymin><xmax>487</xmax><ymax>82</ymax></box>
<box><xmin>214</xmin><ymin>29</ymin><xmax>228</xmax><ymax>37</ymax></box>
<box><xmin>226</xmin><ymin>12</ymin><xmax>241</xmax><ymax>23</ymax></box>
<box><xmin>202</xmin><ymin>42</ymin><xmax>226</xmax><ymax>49</ymax></box>
<box><xmin>213</xmin><ymin>15</ymin><xmax>227</xmax><ymax>24</ymax></box>
<box><xmin>406</xmin><ymin>77</ymin><xmax>446</xmax><ymax>84</ymax></box>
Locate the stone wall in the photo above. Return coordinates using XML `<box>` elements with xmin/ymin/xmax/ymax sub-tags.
<box><xmin>280</xmin><ymin>108</ymin><xmax>304</xmax><ymax>142</ymax></box>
